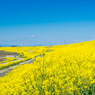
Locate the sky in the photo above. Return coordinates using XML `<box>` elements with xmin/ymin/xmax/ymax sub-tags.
<box><xmin>0</xmin><ymin>0</ymin><xmax>95</xmax><ymax>46</ymax></box>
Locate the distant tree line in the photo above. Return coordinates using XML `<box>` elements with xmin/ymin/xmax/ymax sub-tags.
<box><xmin>10</xmin><ymin>46</ymin><xmax>17</xmax><ymax>47</ymax></box>
<box><xmin>0</xmin><ymin>46</ymin><xmax>17</xmax><ymax>47</ymax></box>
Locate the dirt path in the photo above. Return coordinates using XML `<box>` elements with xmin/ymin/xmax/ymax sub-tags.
<box><xmin>0</xmin><ymin>58</ymin><xmax>36</xmax><ymax>77</ymax></box>
<box><xmin>0</xmin><ymin>58</ymin><xmax>5</xmax><ymax>62</ymax></box>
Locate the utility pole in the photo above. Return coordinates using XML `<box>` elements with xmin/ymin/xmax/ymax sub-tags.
<box><xmin>21</xmin><ymin>36</ymin><xmax>23</xmax><ymax>47</ymax></box>
<box><xmin>64</xmin><ymin>40</ymin><xmax>66</xmax><ymax>44</ymax></box>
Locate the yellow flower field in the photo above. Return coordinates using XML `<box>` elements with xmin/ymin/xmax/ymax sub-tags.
<box><xmin>0</xmin><ymin>57</ymin><xmax>16</xmax><ymax>64</ymax></box>
<box><xmin>0</xmin><ymin>40</ymin><xmax>95</xmax><ymax>95</ymax></box>
<box><xmin>0</xmin><ymin>46</ymin><xmax>48</xmax><ymax>69</ymax></box>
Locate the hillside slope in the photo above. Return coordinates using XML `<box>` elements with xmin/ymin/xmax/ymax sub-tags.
<box><xmin>0</xmin><ymin>40</ymin><xmax>95</xmax><ymax>95</ymax></box>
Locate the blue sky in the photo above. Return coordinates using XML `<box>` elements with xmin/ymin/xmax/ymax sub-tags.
<box><xmin>0</xmin><ymin>0</ymin><xmax>95</xmax><ymax>46</ymax></box>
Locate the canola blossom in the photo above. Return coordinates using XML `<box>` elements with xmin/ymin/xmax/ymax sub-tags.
<box><xmin>0</xmin><ymin>40</ymin><xmax>95</xmax><ymax>94</ymax></box>
<box><xmin>0</xmin><ymin>57</ymin><xmax>16</xmax><ymax>64</ymax></box>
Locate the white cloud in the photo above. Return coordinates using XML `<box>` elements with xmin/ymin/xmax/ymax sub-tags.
<box><xmin>31</xmin><ymin>36</ymin><xmax>35</xmax><ymax>38</ymax></box>
<box><xmin>74</xmin><ymin>40</ymin><xmax>78</xmax><ymax>42</ymax></box>
<box><xmin>74</xmin><ymin>39</ymin><xmax>84</xmax><ymax>42</ymax></box>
